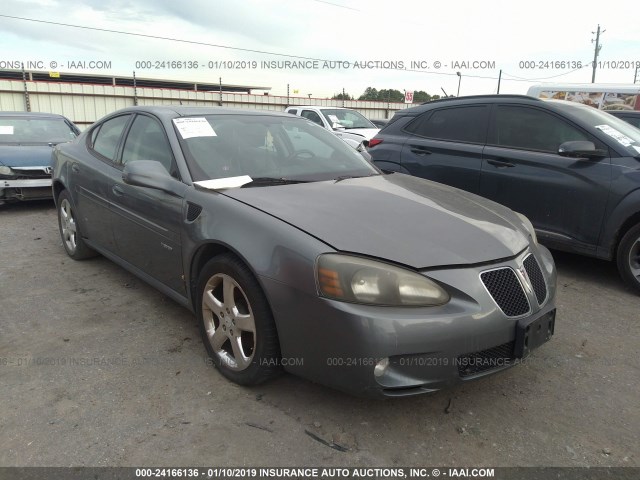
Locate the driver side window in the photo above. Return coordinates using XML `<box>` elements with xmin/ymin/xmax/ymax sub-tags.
<box><xmin>301</xmin><ymin>110</ymin><xmax>324</xmax><ymax>127</ymax></box>
<box><xmin>121</xmin><ymin>115</ymin><xmax>175</xmax><ymax>175</ymax></box>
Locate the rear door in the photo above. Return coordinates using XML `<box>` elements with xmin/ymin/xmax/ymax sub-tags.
<box><xmin>74</xmin><ymin>114</ymin><xmax>132</xmax><ymax>252</ymax></box>
<box><xmin>399</xmin><ymin>105</ymin><xmax>489</xmax><ymax>194</ymax></box>
<box><xmin>109</xmin><ymin>114</ymin><xmax>186</xmax><ymax>294</ymax></box>
<box><xmin>480</xmin><ymin>104</ymin><xmax>612</xmax><ymax>252</ymax></box>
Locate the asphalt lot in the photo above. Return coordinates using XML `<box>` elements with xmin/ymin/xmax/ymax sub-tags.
<box><xmin>1</xmin><ymin>200</ymin><xmax>638</xmax><ymax>467</ymax></box>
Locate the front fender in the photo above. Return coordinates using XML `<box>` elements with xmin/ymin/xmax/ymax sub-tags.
<box><xmin>598</xmin><ymin>187</ymin><xmax>640</xmax><ymax>259</ymax></box>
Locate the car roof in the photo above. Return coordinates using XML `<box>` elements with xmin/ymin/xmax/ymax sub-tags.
<box><xmin>111</xmin><ymin>105</ymin><xmax>301</xmax><ymax>120</ymax></box>
<box><xmin>607</xmin><ymin>110</ymin><xmax>640</xmax><ymax>116</ymax></box>
<box><xmin>396</xmin><ymin>94</ymin><xmax>631</xmax><ymax>117</ymax></box>
<box><xmin>286</xmin><ymin>106</ymin><xmax>352</xmax><ymax>110</ymax></box>
<box><xmin>0</xmin><ymin>111</ymin><xmax>68</xmax><ymax>119</ymax></box>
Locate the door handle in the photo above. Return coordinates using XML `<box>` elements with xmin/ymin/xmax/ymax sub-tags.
<box><xmin>112</xmin><ymin>185</ymin><xmax>125</xmax><ymax>197</ymax></box>
<box><xmin>71</xmin><ymin>163</ymin><xmax>80</xmax><ymax>173</ymax></box>
<box><xmin>410</xmin><ymin>146</ymin><xmax>432</xmax><ymax>156</ymax></box>
<box><xmin>486</xmin><ymin>158</ymin><xmax>515</xmax><ymax>168</ymax></box>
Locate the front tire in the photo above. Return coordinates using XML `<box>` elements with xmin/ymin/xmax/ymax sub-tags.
<box><xmin>57</xmin><ymin>190</ymin><xmax>96</xmax><ymax>260</ymax></box>
<box><xmin>617</xmin><ymin>223</ymin><xmax>640</xmax><ymax>294</ymax></box>
<box><xmin>196</xmin><ymin>254</ymin><xmax>281</xmax><ymax>385</ymax></box>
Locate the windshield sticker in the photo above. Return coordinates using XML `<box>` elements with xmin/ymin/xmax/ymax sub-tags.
<box><xmin>0</xmin><ymin>126</ymin><xmax>14</xmax><ymax>135</ymax></box>
<box><xmin>194</xmin><ymin>175</ymin><xmax>252</xmax><ymax>190</ymax></box>
<box><xmin>173</xmin><ymin>117</ymin><xmax>216</xmax><ymax>139</ymax></box>
<box><xmin>595</xmin><ymin>124</ymin><xmax>633</xmax><ymax>147</ymax></box>
<box><xmin>328</xmin><ymin>115</ymin><xmax>340</xmax><ymax>123</ymax></box>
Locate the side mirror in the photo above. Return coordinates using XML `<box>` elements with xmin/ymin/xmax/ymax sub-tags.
<box><xmin>558</xmin><ymin>141</ymin><xmax>607</xmax><ymax>159</ymax></box>
<box><xmin>122</xmin><ymin>160</ymin><xmax>185</xmax><ymax>196</ymax></box>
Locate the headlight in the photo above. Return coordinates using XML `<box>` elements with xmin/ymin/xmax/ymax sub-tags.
<box><xmin>316</xmin><ymin>254</ymin><xmax>450</xmax><ymax>307</ymax></box>
<box><xmin>516</xmin><ymin>212</ymin><xmax>537</xmax><ymax>244</ymax></box>
<box><xmin>0</xmin><ymin>166</ymin><xmax>13</xmax><ymax>176</ymax></box>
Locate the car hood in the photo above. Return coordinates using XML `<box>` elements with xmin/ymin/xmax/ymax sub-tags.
<box><xmin>224</xmin><ymin>174</ymin><xmax>530</xmax><ymax>268</ymax></box>
<box><xmin>341</xmin><ymin>128</ymin><xmax>380</xmax><ymax>140</ymax></box>
<box><xmin>0</xmin><ymin>145</ymin><xmax>54</xmax><ymax>167</ymax></box>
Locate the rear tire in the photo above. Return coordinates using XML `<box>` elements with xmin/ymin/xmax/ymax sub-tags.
<box><xmin>57</xmin><ymin>189</ymin><xmax>96</xmax><ymax>260</ymax></box>
<box><xmin>617</xmin><ymin>223</ymin><xmax>640</xmax><ymax>294</ymax></box>
<box><xmin>196</xmin><ymin>254</ymin><xmax>281</xmax><ymax>385</ymax></box>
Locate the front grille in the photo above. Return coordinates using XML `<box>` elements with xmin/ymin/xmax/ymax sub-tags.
<box><xmin>457</xmin><ymin>341</ymin><xmax>515</xmax><ymax>378</ymax></box>
<box><xmin>523</xmin><ymin>254</ymin><xmax>547</xmax><ymax>305</ymax></box>
<box><xmin>10</xmin><ymin>168</ymin><xmax>51</xmax><ymax>179</ymax></box>
<box><xmin>480</xmin><ymin>268</ymin><xmax>530</xmax><ymax>317</ymax></box>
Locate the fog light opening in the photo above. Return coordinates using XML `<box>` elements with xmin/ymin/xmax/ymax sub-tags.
<box><xmin>374</xmin><ymin>357</ymin><xmax>389</xmax><ymax>377</ymax></box>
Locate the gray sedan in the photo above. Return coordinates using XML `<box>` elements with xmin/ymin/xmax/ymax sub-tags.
<box><xmin>52</xmin><ymin>106</ymin><xmax>557</xmax><ymax>397</ymax></box>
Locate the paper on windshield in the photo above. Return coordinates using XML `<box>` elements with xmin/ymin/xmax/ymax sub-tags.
<box><xmin>0</xmin><ymin>126</ymin><xmax>14</xmax><ymax>135</ymax></box>
<box><xmin>173</xmin><ymin>117</ymin><xmax>216</xmax><ymax>139</ymax></box>
<box><xmin>595</xmin><ymin>124</ymin><xmax>633</xmax><ymax>147</ymax></box>
<box><xmin>634</xmin><ymin>146</ymin><xmax>640</xmax><ymax>155</ymax></box>
<box><xmin>328</xmin><ymin>115</ymin><xmax>340</xmax><ymax>123</ymax></box>
<box><xmin>194</xmin><ymin>175</ymin><xmax>252</xmax><ymax>190</ymax></box>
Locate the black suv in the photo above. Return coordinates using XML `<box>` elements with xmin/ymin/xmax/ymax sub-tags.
<box><xmin>608</xmin><ymin>110</ymin><xmax>640</xmax><ymax>129</ymax></box>
<box><xmin>369</xmin><ymin>95</ymin><xmax>640</xmax><ymax>292</ymax></box>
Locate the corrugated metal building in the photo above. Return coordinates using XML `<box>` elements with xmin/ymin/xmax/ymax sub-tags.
<box><xmin>0</xmin><ymin>70</ymin><xmax>411</xmax><ymax>129</ymax></box>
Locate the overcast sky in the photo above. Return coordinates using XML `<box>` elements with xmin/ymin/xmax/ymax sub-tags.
<box><xmin>1</xmin><ymin>0</ymin><xmax>639</xmax><ymax>99</ymax></box>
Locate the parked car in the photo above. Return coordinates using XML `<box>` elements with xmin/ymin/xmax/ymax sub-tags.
<box><xmin>608</xmin><ymin>110</ymin><xmax>640</xmax><ymax>129</ymax></box>
<box><xmin>0</xmin><ymin>111</ymin><xmax>80</xmax><ymax>204</ymax></box>
<box><xmin>52</xmin><ymin>106</ymin><xmax>556</xmax><ymax>397</ymax></box>
<box><xmin>284</xmin><ymin>105</ymin><xmax>379</xmax><ymax>149</ymax></box>
<box><xmin>368</xmin><ymin>94</ymin><xmax>640</xmax><ymax>293</ymax></box>
<box><xmin>369</xmin><ymin>118</ymin><xmax>389</xmax><ymax>128</ymax></box>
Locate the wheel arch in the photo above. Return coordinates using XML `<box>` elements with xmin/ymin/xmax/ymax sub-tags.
<box><xmin>188</xmin><ymin>241</ymin><xmax>276</xmax><ymax>318</ymax></box>
<box><xmin>613</xmin><ymin>211</ymin><xmax>640</xmax><ymax>258</ymax></box>
<box><xmin>598</xmin><ymin>188</ymin><xmax>640</xmax><ymax>260</ymax></box>
<box><xmin>52</xmin><ymin>180</ymin><xmax>66</xmax><ymax>206</ymax></box>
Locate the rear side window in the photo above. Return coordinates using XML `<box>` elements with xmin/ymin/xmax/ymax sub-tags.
<box><xmin>287</xmin><ymin>109</ymin><xmax>298</xmax><ymax>115</ymax></box>
<box><xmin>301</xmin><ymin>110</ymin><xmax>324</xmax><ymax>126</ymax></box>
<box><xmin>493</xmin><ymin>106</ymin><xmax>589</xmax><ymax>152</ymax></box>
<box><xmin>405</xmin><ymin>106</ymin><xmax>488</xmax><ymax>144</ymax></box>
<box><xmin>91</xmin><ymin>115</ymin><xmax>131</xmax><ymax>161</ymax></box>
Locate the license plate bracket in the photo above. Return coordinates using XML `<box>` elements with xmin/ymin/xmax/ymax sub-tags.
<box><xmin>514</xmin><ymin>309</ymin><xmax>556</xmax><ymax>358</ymax></box>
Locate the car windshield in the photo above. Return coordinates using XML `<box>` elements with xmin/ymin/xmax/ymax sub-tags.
<box><xmin>559</xmin><ymin>102</ymin><xmax>640</xmax><ymax>156</ymax></box>
<box><xmin>175</xmin><ymin>114</ymin><xmax>379</xmax><ymax>183</ymax></box>
<box><xmin>0</xmin><ymin>117</ymin><xmax>78</xmax><ymax>144</ymax></box>
<box><xmin>320</xmin><ymin>109</ymin><xmax>376</xmax><ymax>129</ymax></box>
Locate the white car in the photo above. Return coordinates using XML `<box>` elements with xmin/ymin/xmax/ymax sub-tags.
<box><xmin>284</xmin><ymin>106</ymin><xmax>379</xmax><ymax>149</ymax></box>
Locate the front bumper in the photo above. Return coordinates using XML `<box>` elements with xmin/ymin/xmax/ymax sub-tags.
<box><xmin>0</xmin><ymin>177</ymin><xmax>53</xmax><ymax>202</ymax></box>
<box><xmin>262</xmin><ymin>245</ymin><xmax>557</xmax><ymax>397</ymax></box>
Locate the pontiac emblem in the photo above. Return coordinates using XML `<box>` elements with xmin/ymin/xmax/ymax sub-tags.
<box><xmin>517</xmin><ymin>264</ymin><xmax>533</xmax><ymax>294</ymax></box>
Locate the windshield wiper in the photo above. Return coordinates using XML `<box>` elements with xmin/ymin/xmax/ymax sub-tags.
<box><xmin>241</xmin><ymin>177</ymin><xmax>311</xmax><ymax>188</ymax></box>
<box><xmin>333</xmin><ymin>173</ymin><xmax>381</xmax><ymax>183</ymax></box>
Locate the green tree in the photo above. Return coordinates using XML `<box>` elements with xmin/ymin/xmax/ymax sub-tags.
<box><xmin>358</xmin><ymin>87</ymin><xmax>379</xmax><ymax>101</ymax></box>
<box><xmin>413</xmin><ymin>90</ymin><xmax>433</xmax><ymax>103</ymax></box>
<box><xmin>377</xmin><ymin>89</ymin><xmax>404</xmax><ymax>102</ymax></box>
<box><xmin>331</xmin><ymin>92</ymin><xmax>353</xmax><ymax>100</ymax></box>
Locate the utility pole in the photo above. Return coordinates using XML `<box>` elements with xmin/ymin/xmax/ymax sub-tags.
<box><xmin>497</xmin><ymin>69</ymin><xmax>502</xmax><ymax>94</ymax></box>
<box><xmin>591</xmin><ymin>24</ymin><xmax>605</xmax><ymax>83</ymax></box>
<box><xmin>634</xmin><ymin>66</ymin><xmax>638</xmax><ymax>84</ymax></box>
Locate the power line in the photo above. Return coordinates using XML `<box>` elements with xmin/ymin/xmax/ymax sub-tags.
<box><xmin>0</xmin><ymin>14</ymin><xmax>326</xmax><ymax>62</ymax></box>
<box><xmin>0</xmin><ymin>13</ymin><xmax>590</xmax><ymax>85</ymax></box>
<box><xmin>501</xmin><ymin>63</ymin><xmax>592</xmax><ymax>81</ymax></box>
<box><xmin>308</xmin><ymin>0</ymin><xmax>361</xmax><ymax>11</ymax></box>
